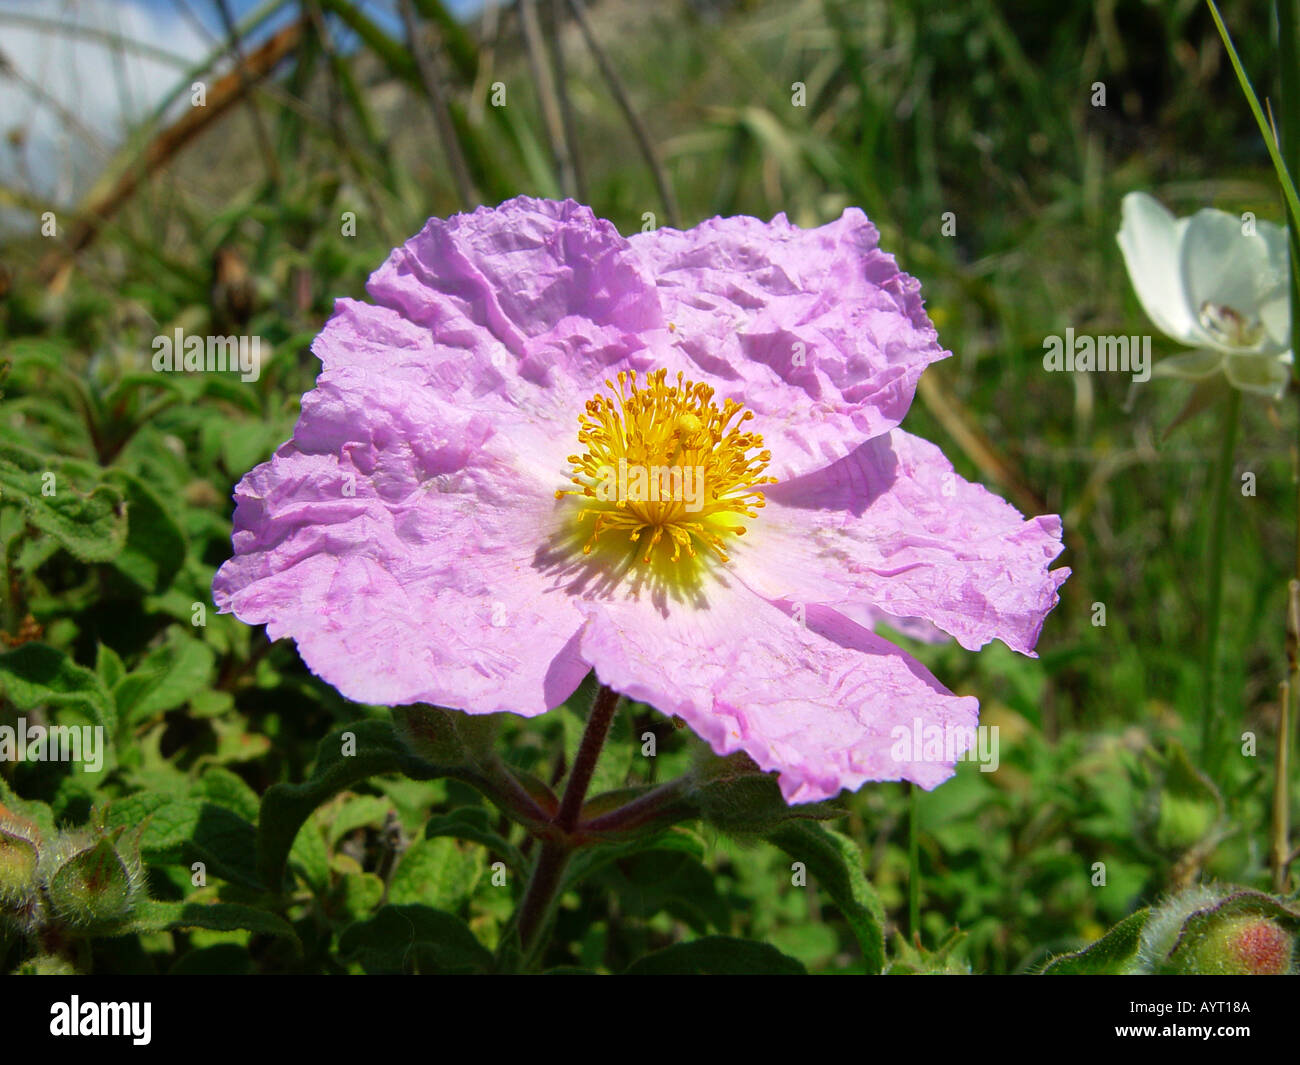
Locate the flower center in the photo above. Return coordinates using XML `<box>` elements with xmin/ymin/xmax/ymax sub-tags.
<box><xmin>1199</xmin><ymin>300</ymin><xmax>1264</xmax><ymax>348</ymax></box>
<box><xmin>556</xmin><ymin>368</ymin><xmax>776</xmax><ymax>564</ymax></box>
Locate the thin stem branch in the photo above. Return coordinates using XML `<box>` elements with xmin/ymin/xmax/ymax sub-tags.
<box><xmin>581</xmin><ymin>776</ymin><xmax>695</xmax><ymax>836</ymax></box>
<box><xmin>1273</xmin><ymin>662</ymin><xmax>1293</xmax><ymax>891</ymax></box>
<box><xmin>556</xmin><ymin>683</ymin><xmax>620</xmax><ymax>831</ymax></box>
<box><xmin>548</xmin><ymin>0</ymin><xmax>586</xmax><ymax>201</ymax></box>
<box><xmin>214</xmin><ymin>0</ymin><xmax>281</xmax><ymax>188</ymax></box>
<box><xmin>518</xmin><ymin>0</ymin><xmax>572</xmax><ymax>197</ymax></box>
<box><xmin>906</xmin><ymin>781</ymin><xmax>920</xmax><ymax>940</ymax></box>
<box><xmin>1200</xmin><ymin>388</ymin><xmax>1241</xmax><ymax>774</ymax></box>
<box><xmin>566</xmin><ymin>0</ymin><xmax>679</xmax><ymax>226</ymax></box>
<box><xmin>515</xmin><ymin>838</ymin><xmax>569</xmax><ymax>958</ymax></box>
<box><xmin>398</xmin><ymin>0</ymin><xmax>477</xmax><ymax>208</ymax></box>
<box><xmin>514</xmin><ymin>683</ymin><xmax>620</xmax><ymax>959</ymax></box>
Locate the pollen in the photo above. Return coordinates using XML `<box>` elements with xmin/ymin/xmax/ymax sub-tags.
<box><xmin>555</xmin><ymin>368</ymin><xmax>776</xmax><ymax>564</ymax></box>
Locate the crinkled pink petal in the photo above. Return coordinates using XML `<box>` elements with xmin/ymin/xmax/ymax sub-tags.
<box><xmin>214</xmin><ymin>197</ymin><xmax>1068</xmax><ymax>807</ymax></box>
<box><xmin>731</xmin><ymin>429</ymin><xmax>1068</xmax><ymax>655</ymax></box>
<box><xmin>577</xmin><ymin>584</ymin><xmax>978</xmax><ymax>802</ymax></box>
<box><xmin>311</xmin><ymin>198</ymin><xmax>666</xmax><ymax>433</ymax></box>
<box><xmin>315</xmin><ymin>198</ymin><xmax>946</xmax><ymax>483</ymax></box>
<box><xmin>629</xmin><ymin>209</ymin><xmax>949</xmax><ymax>477</ymax></box>
<box><xmin>838</xmin><ymin>604</ymin><xmax>952</xmax><ymax>645</ymax></box>
<box><xmin>364</xmin><ymin>196</ymin><xmax>664</xmax><ymax>351</ymax></box>
<box><xmin>213</xmin><ymin>369</ymin><xmax>588</xmax><ymax>714</ymax></box>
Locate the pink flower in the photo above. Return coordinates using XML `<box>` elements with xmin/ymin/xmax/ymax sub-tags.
<box><xmin>213</xmin><ymin>197</ymin><xmax>1068</xmax><ymax>803</ymax></box>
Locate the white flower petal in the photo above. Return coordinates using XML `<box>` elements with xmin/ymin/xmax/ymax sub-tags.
<box><xmin>1258</xmin><ymin>292</ymin><xmax>1292</xmax><ymax>353</ymax></box>
<box><xmin>1150</xmin><ymin>348</ymin><xmax>1225</xmax><ymax>381</ymax></box>
<box><xmin>1117</xmin><ymin>192</ymin><xmax>1202</xmax><ymax>346</ymax></box>
<box><xmin>1182</xmin><ymin>207</ymin><xmax>1290</xmax><ymax>351</ymax></box>
<box><xmin>1223</xmin><ymin>351</ymin><xmax>1291</xmax><ymax>398</ymax></box>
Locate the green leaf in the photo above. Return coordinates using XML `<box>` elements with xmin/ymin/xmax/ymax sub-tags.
<box><xmin>0</xmin><ymin>642</ymin><xmax>117</xmax><ymax>748</ymax></box>
<box><xmin>47</xmin><ymin>838</ymin><xmax>134</xmax><ymax>929</ymax></box>
<box><xmin>390</xmin><ymin>704</ymin><xmax>501</xmax><ymax>766</ymax></box>
<box><xmin>1207</xmin><ymin>1</ymin><xmax>1300</xmax><ymax>235</ymax></box>
<box><xmin>102</xmin><ymin>470</ymin><xmax>186</xmax><ymax>593</ymax></box>
<box><xmin>1041</xmin><ymin>908</ymin><xmax>1151</xmax><ymax>974</ymax></box>
<box><xmin>105</xmin><ymin>795</ymin><xmax>260</xmax><ymax>890</ymax></box>
<box><xmin>388</xmin><ymin>836</ymin><xmax>483</xmax><ymax>910</ymax></box>
<box><xmin>423</xmin><ymin>807</ymin><xmax>525</xmax><ymax>873</ymax></box>
<box><xmin>0</xmin><ymin>442</ymin><xmax>127</xmax><ymax>563</ymax></box>
<box><xmin>766</xmin><ymin>822</ymin><xmax>886</xmax><ymax>974</ymax></box>
<box><xmin>94</xmin><ymin>643</ymin><xmax>125</xmax><ymax>691</ymax></box>
<box><xmin>257</xmin><ymin>720</ymin><xmax>439</xmax><ymax>891</ymax></box>
<box><xmin>288</xmin><ymin>811</ymin><xmax>331</xmax><ymax>892</ymax></box>
<box><xmin>594</xmin><ymin>846</ymin><xmax>729</xmax><ymax>934</ymax></box>
<box><xmin>338</xmin><ymin>904</ymin><xmax>493</xmax><ymax>974</ymax></box>
<box><xmin>195</xmin><ymin>767</ymin><xmax>261</xmax><ymax>823</ymax></box>
<box><xmin>113</xmin><ymin>629</ymin><xmax>216</xmax><ymax>725</ymax></box>
<box><xmin>562</xmin><ymin>827</ymin><xmax>706</xmax><ymax>893</ymax></box>
<box><xmin>334</xmin><ymin>864</ymin><xmax>386</xmax><ymax>922</ymax></box>
<box><xmin>325</xmin><ymin>794</ymin><xmax>395</xmax><ymax>848</ymax></box>
<box><xmin>623</xmin><ymin>936</ymin><xmax>806</xmax><ymax>975</ymax></box>
<box><xmin>131</xmin><ymin>899</ymin><xmax>299</xmax><ymax>950</ymax></box>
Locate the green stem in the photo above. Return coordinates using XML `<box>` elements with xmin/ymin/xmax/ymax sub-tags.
<box><xmin>1280</xmin><ymin>0</ymin><xmax>1300</xmax><ymax>892</ymax></box>
<box><xmin>1280</xmin><ymin>0</ymin><xmax>1300</xmax><ymax>389</ymax></box>
<box><xmin>906</xmin><ymin>781</ymin><xmax>920</xmax><ymax>941</ymax></box>
<box><xmin>1272</xmin><ymin>634</ymin><xmax>1293</xmax><ymax>891</ymax></box>
<box><xmin>1201</xmin><ymin>389</ymin><xmax>1242</xmax><ymax>774</ymax></box>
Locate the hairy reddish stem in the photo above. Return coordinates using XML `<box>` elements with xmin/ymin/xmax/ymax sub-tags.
<box><xmin>515</xmin><ymin>683</ymin><xmax>621</xmax><ymax>959</ymax></box>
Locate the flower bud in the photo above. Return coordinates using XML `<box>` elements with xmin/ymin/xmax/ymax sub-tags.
<box><xmin>0</xmin><ymin>805</ymin><xmax>41</xmax><ymax>904</ymax></box>
<box><xmin>0</xmin><ymin>802</ymin><xmax>45</xmax><ymax>935</ymax></box>
<box><xmin>1139</xmin><ymin>885</ymin><xmax>1299</xmax><ymax>975</ymax></box>
<box><xmin>686</xmin><ymin>752</ymin><xmax>836</xmax><ymax>835</ymax></box>
<box><xmin>392</xmin><ymin>704</ymin><xmax>500</xmax><ymax>767</ymax></box>
<box><xmin>1174</xmin><ymin>915</ymin><xmax>1295</xmax><ymax>975</ymax></box>
<box><xmin>45</xmin><ymin>835</ymin><xmax>141</xmax><ymax>932</ymax></box>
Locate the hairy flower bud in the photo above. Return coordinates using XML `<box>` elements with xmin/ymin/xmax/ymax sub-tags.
<box><xmin>0</xmin><ymin>802</ymin><xmax>45</xmax><ymax>935</ymax></box>
<box><xmin>45</xmin><ymin>834</ymin><xmax>142</xmax><ymax>932</ymax></box>
<box><xmin>1138</xmin><ymin>885</ymin><xmax>1299</xmax><ymax>975</ymax></box>
<box><xmin>1174</xmin><ymin>915</ymin><xmax>1295</xmax><ymax>975</ymax></box>
<box><xmin>686</xmin><ymin>752</ymin><xmax>837</xmax><ymax>834</ymax></box>
<box><xmin>0</xmin><ymin>805</ymin><xmax>41</xmax><ymax>903</ymax></box>
<box><xmin>392</xmin><ymin>704</ymin><xmax>500</xmax><ymax>767</ymax></box>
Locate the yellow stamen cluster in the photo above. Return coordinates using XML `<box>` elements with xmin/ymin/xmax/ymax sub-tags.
<box><xmin>556</xmin><ymin>368</ymin><xmax>776</xmax><ymax>564</ymax></box>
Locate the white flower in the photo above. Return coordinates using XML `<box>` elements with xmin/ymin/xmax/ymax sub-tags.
<box><xmin>1116</xmin><ymin>191</ymin><xmax>1292</xmax><ymax>397</ymax></box>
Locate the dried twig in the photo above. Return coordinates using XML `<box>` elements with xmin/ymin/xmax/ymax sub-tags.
<box><xmin>566</xmin><ymin>0</ymin><xmax>678</xmax><ymax>225</ymax></box>
<box><xmin>213</xmin><ymin>0</ymin><xmax>281</xmax><ymax>188</ymax></box>
<box><xmin>37</xmin><ymin>19</ymin><xmax>305</xmax><ymax>288</ymax></box>
<box><xmin>518</xmin><ymin>0</ymin><xmax>573</xmax><ymax>197</ymax></box>
<box><xmin>399</xmin><ymin>0</ymin><xmax>478</xmax><ymax>208</ymax></box>
<box><xmin>547</xmin><ymin>0</ymin><xmax>586</xmax><ymax>201</ymax></box>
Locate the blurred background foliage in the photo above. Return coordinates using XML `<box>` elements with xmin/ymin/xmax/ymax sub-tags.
<box><xmin>0</xmin><ymin>0</ymin><xmax>1293</xmax><ymax>974</ymax></box>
